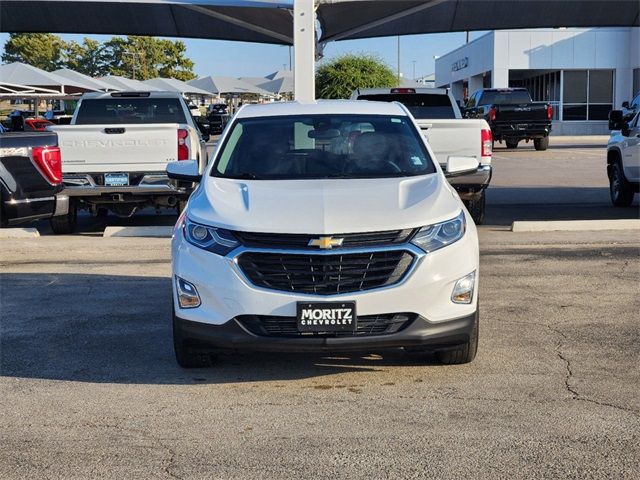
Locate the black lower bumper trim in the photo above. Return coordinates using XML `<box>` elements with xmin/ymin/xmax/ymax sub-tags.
<box><xmin>175</xmin><ymin>311</ymin><xmax>477</xmax><ymax>353</ymax></box>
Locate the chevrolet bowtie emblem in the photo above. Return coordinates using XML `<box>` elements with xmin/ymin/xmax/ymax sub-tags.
<box><xmin>308</xmin><ymin>236</ymin><xmax>344</xmax><ymax>249</ymax></box>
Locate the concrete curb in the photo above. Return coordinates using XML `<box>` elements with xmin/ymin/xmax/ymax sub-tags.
<box><xmin>0</xmin><ymin>228</ymin><xmax>40</xmax><ymax>238</ymax></box>
<box><xmin>512</xmin><ymin>219</ymin><xmax>640</xmax><ymax>232</ymax></box>
<box><xmin>103</xmin><ymin>226</ymin><xmax>173</xmax><ymax>238</ymax></box>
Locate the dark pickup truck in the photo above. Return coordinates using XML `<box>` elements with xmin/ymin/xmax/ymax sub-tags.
<box><xmin>463</xmin><ymin>88</ymin><xmax>553</xmax><ymax>150</ymax></box>
<box><xmin>0</xmin><ymin>132</ymin><xmax>67</xmax><ymax>227</ymax></box>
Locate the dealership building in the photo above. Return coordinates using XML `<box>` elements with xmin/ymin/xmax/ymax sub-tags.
<box><xmin>435</xmin><ymin>28</ymin><xmax>640</xmax><ymax>135</ymax></box>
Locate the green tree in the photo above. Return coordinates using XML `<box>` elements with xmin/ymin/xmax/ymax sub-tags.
<box><xmin>102</xmin><ymin>36</ymin><xmax>196</xmax><ymax>80</ymax></box>
<box><xmin>316</xmin><ymin>54</ymin><xmax>397</xmax><ymax>99</ymax></box>
<box><xmin>65</xmin><ymin>38</ymin><xmax>110</xmax><ymax>77</ymax></box>
<box><xmin>1</xmin><ymin>33</ymin><xmax>67</xmax><ymax>70</ymax></box>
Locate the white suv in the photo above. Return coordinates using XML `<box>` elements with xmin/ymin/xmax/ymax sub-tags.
<box><xmin>166</xmin><ymin>100</ymin><xmax>480</xmax><ymax>367</ymax></box>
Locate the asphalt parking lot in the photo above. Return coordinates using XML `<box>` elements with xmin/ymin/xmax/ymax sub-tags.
<box><xmin>1</xmin><ymin>138</ymin><xmax>639</xmax><ymax>478</ymax></box>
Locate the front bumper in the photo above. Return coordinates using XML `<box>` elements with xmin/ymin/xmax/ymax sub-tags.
<box><xmin>175</xmin><ymin>311</ymin><xmax>477</xmax><ymax>352</ymax></box>
<box><xmin>172</xmin><ymin>211</ymin><xmax>480</xmax><ymax>335</ymax></box>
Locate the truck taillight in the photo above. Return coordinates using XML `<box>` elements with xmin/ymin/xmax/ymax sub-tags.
<box><xmin>481</xmin><ymin>129</ymin><xmax>493</xmax><ymax>158</ymax></box>
<box><xmin>178</xmin><ymin>129</ymin><xmax>189</xmax><ymax>160</ymax></box>
<box><xmin>546</xmin><ymin>104</ymin><xmax>553</xmax><ymax>120</ymax></box>
<box><xmin>32</xmin><ymin>146</ymin><xmax>62</xmax><ymax>184</ymax></box>
<box><xmin>488</xmin><ymin>106</ymin><xmax>497</xmax><ymax>122</ymax></box>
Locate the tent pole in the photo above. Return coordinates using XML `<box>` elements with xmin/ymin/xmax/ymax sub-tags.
<box><xmin>293</xmin><ymin>0</ymin><xmax>315</xmax><ymax>103</ymax></box>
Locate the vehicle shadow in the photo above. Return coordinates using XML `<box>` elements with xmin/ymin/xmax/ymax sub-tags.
<box><xmin>0</xmin><ymin>273</ymin><xmax>440</xmax><ymax>385</ymax></box>
<box><xmin>485</xmin><ymin>186</ymin><xmax>639</xmax><ymax>225</ymax></box>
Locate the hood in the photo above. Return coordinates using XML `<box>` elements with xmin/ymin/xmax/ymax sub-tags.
<box><xmin>187</xmin><ymin>174</ymin><xmax>461</xmax><ymax>234</ymax></box>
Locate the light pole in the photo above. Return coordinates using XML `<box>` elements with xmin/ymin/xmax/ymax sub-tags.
<box><xmin>396</xmin><ymin>35</ymin><xmax>401</xmax><ymax>84</ymax></box>
<box><xmin>123</xmin><ymin>51</ymin><xmax>140</xmax><ymax>80</ymax></box>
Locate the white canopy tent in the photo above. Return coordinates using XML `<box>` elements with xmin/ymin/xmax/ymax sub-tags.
<box><xmin>187</xmin><ymin>76</ymin><xmax>272</xmax><ymax>96</ymax></box>
<box><xmin>0</xmin><ymin>62</ymin><xmax>100</xmax><ymax>114</ymax></box>
<box><xmin>0</xmin><ymin>62</ymin><xmax>90</xmax><ymax>92</ymax></box>
<box><xmin>52</xmin><ymin>68</ymin><xmax>116</xmax><ymax>92</ymax></box>
<box><xmin>143</xmin><ymin>77</ymin><xmax>214</xmax><ymax>96</ymax></box>
<box><xmin>97</xmin><ymin>75</ymin><xmax>163</xmax><ymax>91</ymax></box>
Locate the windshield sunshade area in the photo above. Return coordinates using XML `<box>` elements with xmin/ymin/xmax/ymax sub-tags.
<box><xmin>74</xmin><ymin>98</ymin><xmax>187</xmax><ymax>125</ymax></box>
<box><xmin>212</xmin><ymin>114</ymin><xmax>435</xmax><ymax>180</ymax></box>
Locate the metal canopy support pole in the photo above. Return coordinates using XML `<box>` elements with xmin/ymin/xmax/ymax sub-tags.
<box><xmin>294</xmin><ymin>0</ymin><xmax>316</xmax><ymax>103</ymax></box>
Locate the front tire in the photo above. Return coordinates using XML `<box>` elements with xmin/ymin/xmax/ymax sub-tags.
<box><xmin>465</xmin><ymin>192</ymin><xmax>486</xmax><ymax>225</ymax></box>
<box><xmin>173</xmin><ymin>310</ymin><xmax>215</xmax><ymax>368</ymax></box>
<box><xmin>505</xmin><ymin>139</ymin><xmax>519</xmax><ymax>149</ymax></box>
<box><xmin>436</xmin><ymin>309</ymin><xmax>479</xmax><ymax>365</ymax></box>
<box><xmin>534</xmin><ymin>136</ymin><xmax>549</xmax><ymax>151</ymax></box>
<box><xmin>50</xmin><ymin>200</ymin><xmax>77</xmax><ymax>234</ymax></box>
<box><xmin>609</xmin><ymin>162</ymin><xmax>635</xmax><ymax>207</ymax></box>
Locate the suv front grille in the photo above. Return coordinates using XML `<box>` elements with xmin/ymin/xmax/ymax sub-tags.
<box><xmin>238</xmin><ymin>313</ymin><xmax>415</xmax><ymax>337</ymax></box>
<box><xmin>237</xmin><ymin>250</ymin><xmax>414</xmax><ymax>295</ymax></box>
<box><xmin>233</xmin><ymin>229</ymin><xmax>416</xmax><ymax>249</ymax></box>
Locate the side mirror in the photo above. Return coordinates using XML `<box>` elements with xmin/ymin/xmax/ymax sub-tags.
<box><xmin>621</xmin><ymin>125</ymin><xmax>631</xmax><ymax>137</ymax></box>
<box><xmin>621</xmin><ymin>101</ymin><xmax>630</xmax><ymax>109</ymax></box>
<box><xmin>167</xmin><ymin>160</ymin><xmax>201</xmax><ymax>182</ymax></box>
<box><xmin>446</xmin><ymin>156</ymin><xmax>479</xmax><ymax>176</ymax></box>
<box><xmin>608</xmin><ymin>110</ymin><xmax>628</xmax><ymax>131</ymax></box>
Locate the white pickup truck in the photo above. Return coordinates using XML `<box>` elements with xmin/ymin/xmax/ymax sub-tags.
<box><xmin>50</xmin><ymin>91</ymin><xmax>208</xmax><ymax>233</ymax></box>
<box><xmin>352</xmin><ymin>87</ymin><xmax>492</xmax><ymax>224</ymax></box>
<box><xmin>607</xmin><ymin>110</ymin><xmax>639</xmax><ymax>206</ymax></box>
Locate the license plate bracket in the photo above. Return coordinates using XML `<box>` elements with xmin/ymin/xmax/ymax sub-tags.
<box><xmin>104</xmin><ymin>173</ymin><xmax>129</xmax><ymax>187</ymax></box>
<box><xmin>296</xmin><ymin>301</ymin><xmax>357</xmax><ymax>332</ymax></box>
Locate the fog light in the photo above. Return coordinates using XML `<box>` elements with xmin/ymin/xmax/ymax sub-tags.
<box><xmin>451</xmin><ymin>271</ymin><xmax>476</xmax><ymax>304</ymax></box>
<box><xmin>176</xmin><ymin>276</ymin><xmax>201</xmax><ymax>308</ymax></box>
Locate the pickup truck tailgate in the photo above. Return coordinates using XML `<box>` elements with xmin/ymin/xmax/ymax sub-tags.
<box><xmin>417</xmin><ymin>119</ymin><xmax>490</xmax><ymax>166</ymax></box>
<box><xmin>52</xmin><ymin>124</ymin><xmax>180</xmax><ymax>173</ymax></box>
<box><xmin>494</xmin><ymin>103</ymin><xmax>549</xmax><ymax>123</ymax></box>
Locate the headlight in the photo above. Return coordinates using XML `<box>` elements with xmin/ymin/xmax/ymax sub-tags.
<box><xmin>411</xmin><ymin>211</ymin><xmax>466</xmax><ymax>253</ymax></box>
<box><xmin>183</xmin><ymin>217</ymin><xmax>239</xmax><ymax>255</ymax></box>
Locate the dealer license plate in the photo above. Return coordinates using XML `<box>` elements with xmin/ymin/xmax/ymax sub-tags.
<box><xmin>296</xmin><ymin>301</ymin><xmax>356</xmax><ymax>332</ymax></box>
<box><xmin>104</xmin><ymin>173</ymin><xmax>129</xmax><ymax>186</ymax></box>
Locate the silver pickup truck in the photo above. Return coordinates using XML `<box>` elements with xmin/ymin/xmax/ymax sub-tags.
<box><xmin>50</xmin><ymin>91</ymin><xmax>208</xmax><ymax>233</ymax></box>
<box><xmin>352</xmin><ymin>87</ymin><xmax>492</xmax><ymax>224</ymax></box>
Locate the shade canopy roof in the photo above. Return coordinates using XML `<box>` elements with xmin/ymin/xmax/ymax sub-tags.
<box><xmin>97</xmin><ymin>75</ymin><xmax>163</xmax><ymax>91</ymax></box>
<box><xmin>258</xmin><ymin>75</ymin><xmax>293</xmax><ymax>94</ymax></box>
<box><xmin>0</xmin><ymin>62</ymin><xmax>89</xmax><ymax>89</ymax></box>
<box><xmin>143</xmin><ymin>77</ymin><xmax>214</xmax><ymax>95</ymax></box>
<box><xmin>52</xmin><ymin>68</ymin><xmax>115</xmax><ymax>91</ymax></box>
<box><xmin>1</xmin><ymin>1</ymin><xmax>638</xmax><ymax>45</ymax></box>
<box><xmin>315</xmin><ymin>1</ymin><xmax>640</xmax><ymax>42</ymax></box>
<box><xmin>188</xmin><ymin>76</ymin><xmax>272</xmax><ymax>95</ymax></box>
<box><xmin>0</xmin><ymin>0</ymin><xmax>294</xmax><ymax>45</ymax></box>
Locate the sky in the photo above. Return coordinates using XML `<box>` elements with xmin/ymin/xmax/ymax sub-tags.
<box><xmin>0</xmin><ymin>31</ymin><xmax>487</xmax><ymax>79</ymax></box>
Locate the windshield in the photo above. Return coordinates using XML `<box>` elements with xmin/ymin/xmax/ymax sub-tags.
<box><xmin>479</xmin><ymin>90</ymin><xmax>532</xmax><ymax>105</ymax></box>
<box><xmin>357</xmin><ymin>94</ymin><xmax>457</xmax><ymax>119</ymax></box>
<box><xmin>212</xmin><ymin>114</ymin><xmax>435</xmax><ymax>180</ymax></box>
<box><xmin>75</xmin><ymin>98</ymin><xmax>187</xmax><ymax>125</ymax></box>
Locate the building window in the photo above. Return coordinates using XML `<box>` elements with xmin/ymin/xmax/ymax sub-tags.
<box><xmin>562</xmin><ymin>70</ymin><xmax>613</xmax><ymax>121</ymax></box>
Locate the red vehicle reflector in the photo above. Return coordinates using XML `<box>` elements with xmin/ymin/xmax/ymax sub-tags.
<box><xmin>390</xmin><ymin>88</ymin><xmax>416</xmax><ymax>94</ymax></box>
<box><xmin>546</xmin><ymin>104</ymin><xmax>554</xmax><ymax>120</ymax></box>
<box><xmin>178</xmin><ymin>129</ymin><xmax>189</xmax><ymax>160</ymax></box>
<box><xmin>32</xmin><ymin>146</ymin><xmax>62</xmax><ymax>184</ymax></box>
<box><xmin>488</xmin><ymin>106</ymin><xmax>497</xmax><ymax>122</ymax></box>
<box><xmin>481</xmin><ymin>129</ymin><xmax>493</xmax><ymax>158</ymax></box>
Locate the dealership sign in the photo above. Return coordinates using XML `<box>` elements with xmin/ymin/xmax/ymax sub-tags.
<box><xmin>452</xmin><ymin>57</ymin><xmax>469</xmax><ymax>72</ymax></box>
